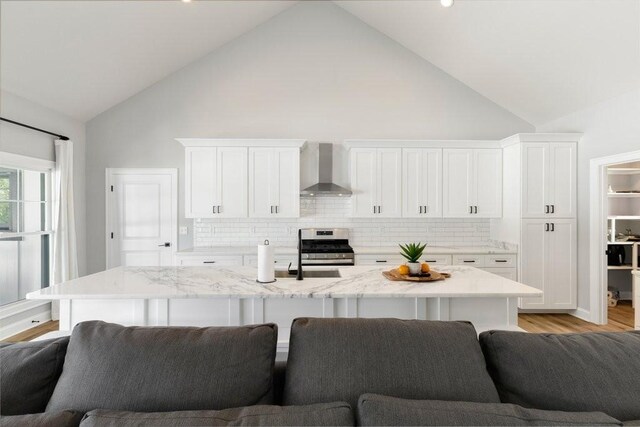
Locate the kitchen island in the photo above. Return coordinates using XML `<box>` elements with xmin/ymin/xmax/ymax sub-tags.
<box><xmin>28</xmin><ymin>265</ymin><xmax>541</xmax><ymax>349</ymax></box>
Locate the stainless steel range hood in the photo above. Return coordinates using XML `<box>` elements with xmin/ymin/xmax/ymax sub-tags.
<box><xmin>300</xmin><ymin>143</ymin><xmax>352</xmax><ymax>197</ymax></box>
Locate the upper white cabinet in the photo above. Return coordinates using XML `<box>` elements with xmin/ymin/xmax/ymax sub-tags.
<box><xmin>443</xmin><ymin>149</ymin><xmax>502</xmax><ymax>218</ymax></box>
<box><xmin>184</xmin><ymin>147</ymin><xmax>247</xmax><ymax>218</ymax></box>
<box><xmin>179</xmin><ymin>139</ymin><xmax>305</xmax><ymax>219</ymax></box>
<box><xmin>402</xmin><ymin>148</ymin><xmax>442</xmax><ymax>217</ymax></box>
<box><xmin>350</xmin><ymin>148</ymin><xmax>402</xmax><ymax>218</ymax></box>
<box><xmin>522</xmin><ymin>142</ymin><xmax>576</xmax><ymax>218</ymax></box>
<box><xmin>249</xmin><ymin>147</ymin><xmax>300</xmax><ymax>218</ymax></box>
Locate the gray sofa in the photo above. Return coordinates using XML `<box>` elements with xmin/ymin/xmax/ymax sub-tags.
<box><xmin>1</xmin><ymin>318</ymin><xmax>639</xmax><ymax>426</ymax></box>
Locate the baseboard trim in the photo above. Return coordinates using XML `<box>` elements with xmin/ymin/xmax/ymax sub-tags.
<box><xmin>571</xmin><ymin>307</ymin><xmax>594</xmax><ymax>324</ymax></box>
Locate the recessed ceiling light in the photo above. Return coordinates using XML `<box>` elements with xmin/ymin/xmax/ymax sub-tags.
<box><xmin>441</xmin><ymin>0</ymin><xmax>454</xmax><ymax>7</ymax></box>
<box><xmin>182</xmin><ymin>0</ymin><xmax>192</xmax><ymax>3</ymax></box>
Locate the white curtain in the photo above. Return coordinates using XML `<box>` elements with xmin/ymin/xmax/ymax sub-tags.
<box><xmin>52</xmin><ymin>140</ymin><xmax>78</xmax><ymax>286</ymax></box>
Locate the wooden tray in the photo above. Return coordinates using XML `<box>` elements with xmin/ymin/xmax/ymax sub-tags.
<box><xmin>382</xmin><ymin>269</ymin><xmax>450</xmax><ymax>282</ymax></box>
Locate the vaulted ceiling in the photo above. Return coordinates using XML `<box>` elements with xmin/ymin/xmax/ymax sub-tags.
<box><xmin>1</xmin><ymin>0</ymin><xmax>639</xmax><ymax>125</ymax></box>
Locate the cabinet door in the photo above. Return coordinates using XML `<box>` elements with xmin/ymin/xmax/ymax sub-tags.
<box><xmin>545</xmin><ymin>219</ymin><xmax>577</xmax><ymax>309</ymax></box>
<box><xmin>248</xmin><ymin>148</ymin><xmax>275</xmax><ymax>218</ymax></box>
<box><xmin>443</xmin><ymin>149</ymin><xmax>473</xmax><ymax>217</ymax></box>
<box><xmin>521</xmin><ymin>143</ymin><xmax>548</xmax><ymax>218</ymax></box>
<box><xmin>216</xmin><ymin>147</ymin><xmax>247</xmax><ymax>218</ymax></box>
<box><xmin>547</xmin><ymin>143</ymin><xmax>576</xmax><ymax>218</ymax></box>
<box><xmin>377</xmin><ymin>148</ymin><xmax>402</xmax><ymax>217</ymax></box>
<box><xmin>519</xmin><ymin>220</ymin><xmax>547</xmax><ymax>309</ymax></box>
<box><xmin>351</xmin><ymin>148</ymin><xmax>378</xmax><ymax>217</ymax></box>
<box><xmin>473</xmin><ymin>149</ymin><xmax>502</xmax><ymax>218</ymax></box>
<box><xmin>274</xmin><ymin>148</ymin><xmax>300</xmax><ymax>218</ymax></box>
<box><xmin>185</xmin><ymin>147</ymin><xmax>216</xmax><ymax>218</ymax></box>
<box><xmin>402</xmin><ymin>149</ymin><xmax>442</xmax><ymax>217</ymax></box>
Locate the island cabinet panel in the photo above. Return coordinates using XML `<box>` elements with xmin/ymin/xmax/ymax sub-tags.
<box><xmin>249</xmin><ymin>147</ymin><xmax>300</xmax><ymax>218</ymax></box>
<box><xmin>168</xmin><ymin>300</ymin><xmax>232</xmax><ymax>327</ymax></box>
<box><xmin>350</xmin><ymin>148</ymin><xmax>401</xmax><ymax>218</ymax></box>
<box><xmin>443</xmin><ymin>149</ymin><xmax>502</xmax><ymax>218</ymax></box>
<box><xmin>175</xmin><ymin>255</ymin><xmax>243</xmax><ymax>266</ymax></box>
<box><xmin>402</xmin><ymin>148</ymin><xmax>442</xmax><ymax>218</ymax></box>
<box><xmin>184</xmin><ymin>147</ymin><xmax>247</xmax><ymax>218</ymax></box>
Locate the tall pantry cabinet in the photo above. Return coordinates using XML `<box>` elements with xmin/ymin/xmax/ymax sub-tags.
<box><xmin>492</xmin><ymin>134</ymin><xmax>581</xmax><ymax>310</ymax></box>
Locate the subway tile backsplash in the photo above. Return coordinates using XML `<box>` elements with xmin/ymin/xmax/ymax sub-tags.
<box><xmin>194</xmin><ymin>197</ymin><xmax>490</xmax><ymax>248</ymax></box>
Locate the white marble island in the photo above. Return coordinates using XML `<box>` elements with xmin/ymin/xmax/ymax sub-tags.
<box><xmin>28</xmin><ymin>265</ymin><xmax>541</xmax><ymax>348</ymax></box>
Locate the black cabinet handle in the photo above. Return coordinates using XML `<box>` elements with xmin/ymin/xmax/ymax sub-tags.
<box><xmin>375</xmin><ymin>260</ymin><xmax>387</xmax><ymax>263</ymax></box>
<box><xmin>424</xmin><ymin>260</ymin><xmax>437</xmax><ymax>263</ymax></box>
<box><xmin>551</xmin><ymin>223</ymin><xmax>555</xmax><ymax>232</ymax></box>
<box><xmin>545</xmin><ymin>223</ymin><xmax>549</xmax><ymax>231</ymax></box>
<box><xmin>419</xmin><ymin>206</ymin><xmax>423</xmax><ymax>214</ymax></box>
<box><xmin>545</xmin><ymin>205</ymin><xmax>549</xmax><ymax>213</ymax></box>
<box><xmin>551</xmin><ymin>205</ymin><xmax>555</xmax><ymax>213</ymax></box>
<box><xmin>275</xmin><ymin>205</ymin><xmax>279</xmax><ymax>214</ymax></box>
<box><xmin>212</xmin><ymin>206</ymin><xmax>216</xmax><ymax>214</ymax></box>
<box><xmin>463</xmin><ymin>260</ymin><xmax>475</xmax><ymax>263</ymax></box>
<box><xmin>469</xmin><ymin>206</ymin><xmax>473</xmax><ymax>214</ymax></box>
<box><xmin>203</xmin><ymin>261</ymin><xmax>216</xmax><ymax>264</ymax></box>
<box><xmin>495</xmin><ymin>260</ymin><xmax>508</xmax><ymax>263</ymax></box>
<box><xmin>474</xmin><ymin>206</ymin><xmax>478</xmax><ymax>214</ymax></box>
<box><xmin>158</xmin><ymin>242</ymin><xmax>171</xmax><ymax>247</ymax></box>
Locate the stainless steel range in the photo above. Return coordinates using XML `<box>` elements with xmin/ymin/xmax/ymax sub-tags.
<box><xmin>300</xmin><ymin>228</ymin><xmax>354</xmax><ymax>266</ymax></box>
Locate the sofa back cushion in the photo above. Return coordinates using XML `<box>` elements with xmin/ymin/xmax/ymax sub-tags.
<box><xmin>356</xmin><ymin>394</ymin><xmax>622</xmax><ymax>426</ymax></box>
<box><xmin>283</xmin><ymin>318</ymin><xmax>499</xmax><ymax>408</ymax></box>
<box><xmin>79</xmin><ymin>403</ymin><xmax>354</xmax><ymax>426</ymax></box>
<box><xmin>46</xmin><ymin>321</ymin><xmax>278</xmax><ymax>413</ymax></box>
<box><xmin>0</xmin><ymin>411</ymin><xmax>83</xmax><ymax>427</ymax></box>
<box><xmin>479</xmin><ymin>330</ymin><xmax>640</xmax><ymax>421</ymax></box>
<box><xmin>0</xmin><ymin>337</ymin><xmax>69</xmax><ymax>415</ymax></box>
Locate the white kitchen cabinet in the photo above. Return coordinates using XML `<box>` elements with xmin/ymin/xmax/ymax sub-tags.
<box><xmin>402</xmin><ymin>148</ymin><xmax>442</xmax><ymax>217</ymax></box>
<box><xmin>443</xmin><ymin>149</ymin><xmax>502</xmax><ymax>218</ymax></box>
<box><xmin>350</xmin><ymin>148</ymin><xmax>401</xmax><ymax>218</ymax></box>
<box><xmin>249</xmin><ymin>147</ymin><xmax>300</xmax><ymax>218</ymax></box>
<box><xmin>184</xmin><ymin>147</ymin><xmax>247</xmax><ymax>218</ymax></box>
<box><xmin>522</xmin><ymin>142</ymin><xmax>576</xmax><ymax>218</ymax></box>
<box><xmin>519</xmin><ymin>219</ymin><xmax>576</xmax><ymax>309</ymax></box>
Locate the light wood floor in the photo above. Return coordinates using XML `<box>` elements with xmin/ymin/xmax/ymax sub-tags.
<box><xmin>519</xmin><ymin>301</ymin><xmax>635</xmax><ymax>333</ymax></box>
<box><xmin>3</xmin><ymin>304</ymin><xmax>635</xmax><ymax>342</ymax></box>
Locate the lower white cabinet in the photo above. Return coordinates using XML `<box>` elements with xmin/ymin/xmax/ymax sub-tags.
<box><xmin>243</xmin><ymin>255</ymin><xmax>296</xmax><ymax>267</ymax></box>
<box><xmin>175</xmin><ymin>255</ymin><xmax>243</xmax><ymax>266</ymax></box>
<box><xmin>519</xmin><ymin>219</ymin><xmax>577</xmax><ymax>309</ymax></box>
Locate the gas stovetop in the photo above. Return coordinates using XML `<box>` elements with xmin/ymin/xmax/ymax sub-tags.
<box><xmin>300</xmin><ymin>229</ymin><xmax>354</xmax><ymax>265</ymax></box>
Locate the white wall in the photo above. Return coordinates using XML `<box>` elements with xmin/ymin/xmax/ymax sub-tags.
<box><xmin>85</xmin><ymin>1</ymin><xmax>533</xmax><ymax>274</ymax></box>
<box><xmin>537</xmin><ymin>89</ymin><xmax>640</xmax><ymax>316</ymax></box>
<box><xmin>0</xmin><ymin>90</ymin><xmax>87</xmax><ymax>277</ymax></box>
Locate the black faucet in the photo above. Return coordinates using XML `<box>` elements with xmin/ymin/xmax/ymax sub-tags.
<box><xmin>296</xmin><ymin>229</ymin><xmax>303</xmax><ymax>280</ymax></box>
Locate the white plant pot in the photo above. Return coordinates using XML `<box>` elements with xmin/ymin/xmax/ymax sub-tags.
<box><xmin>407</xmin><ymin>262</ymin><xmax>421</xmax><ymax>275</ymax></box>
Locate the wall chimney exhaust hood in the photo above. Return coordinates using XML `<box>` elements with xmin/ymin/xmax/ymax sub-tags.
<box><xmin>300</xmin><ymin>143</ymin><xmax>352</xmax><ymax>197</ymax></box>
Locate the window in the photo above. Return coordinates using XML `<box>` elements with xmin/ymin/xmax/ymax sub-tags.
<box><xmin>0</xmin><ymin>159</ymin><xmax>53</xmax><ymax>306</ymax></box>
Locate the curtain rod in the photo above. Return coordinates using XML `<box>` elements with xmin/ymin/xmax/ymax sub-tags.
<box><xmin>0</xmin><ymin>117</ymin><xmax>70</xmax><ymax>141</ymax></box>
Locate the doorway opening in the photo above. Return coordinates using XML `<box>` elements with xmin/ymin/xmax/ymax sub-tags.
<box><xmin>590</xmin><ymin>151</ymin><xmax>640</xmax><ymax>328</ymax></box>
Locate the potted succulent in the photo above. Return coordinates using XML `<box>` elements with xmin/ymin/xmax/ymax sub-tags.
<box><xmin>399</xmin><ymin>242</ymin><xmax>427</xmax><ymax>275</ymax></box>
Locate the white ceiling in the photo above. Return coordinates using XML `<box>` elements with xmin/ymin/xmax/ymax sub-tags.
<box><xmin>0</xmin><ymin>0</ymin><xmax>294</xmax><ymax>121</ymax></box>
<box><xmin>337</xmin><ymin>0</ymin><xmax>640</xmax><ymax>125</ymax></box>
<box><xmin>1</xmin><ymin>0</ymin><xmax>639</xmax><ymax>125</ymax></box>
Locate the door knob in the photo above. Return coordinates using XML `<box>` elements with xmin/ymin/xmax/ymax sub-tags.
<box><xmin>158</xmin><ymin>242</ymin><xmax>171</xmax><ymax>247</ymax></box>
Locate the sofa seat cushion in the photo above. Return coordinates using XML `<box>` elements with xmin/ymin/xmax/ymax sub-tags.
<box><xmin>283</xmin><ymin>318</ymin><xmax>499</xmax><ymax>408</ymax></box>
<box><xmin>0</xmin><ymin>337</ymin><xmax>69</xmax><ymax>415</ymax></box>
<box><xmin>47</xmin><ymin>321</ymin><xmax>278</xmax><ymax>413</ymax></box>
<box><xmin>479</xmin><ymin>330</ymin><xmax>640</xmax><ymax>422</ymax></box>
<box><xmin>357</xmin><ymin>394</ymin><xmax>622</xmax><ymax>426</ymax></box>
<box><xmin>623</xmin><ymin>422</ymin><xmax>640</xmax><ymax>426</ymax></box>
<box><xmin>0</xmin><ymin>411</ymin><xmax>83</xmax><ymax>427</ymax></box>
<box><xmin>78</xmin><ymin>403</ymin><xmax>354</xmax><ymax>426</ymax></box>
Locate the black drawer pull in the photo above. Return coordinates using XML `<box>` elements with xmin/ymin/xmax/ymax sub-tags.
<box><xmin>375</xmin><ymin>260</ymin><xmax>387</xmax><ymax>263</ymax></box>
<box><xmin>424</xmin><ymin>260</ymin><xmax>437</xmax><ymax>263</ymax></box>
<box><xmin>463</xmin><ymin>260</ymin><xmax>475</xmax><ymax>263</ymax></box>
<box><xmin>203</xmin><ymin>261</ymin><xmax>216</xmax><ymax>264</ymax></box>
<box><xmin>495</xmin><ymin>260</ymin><xmax>508</xmax><ymax>263</ymax></box>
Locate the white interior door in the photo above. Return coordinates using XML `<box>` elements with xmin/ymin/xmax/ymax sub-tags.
<box><xmin>107</xmin><ymin>169</ymin><xmax>177</xmax><ymax>268</ymax></box>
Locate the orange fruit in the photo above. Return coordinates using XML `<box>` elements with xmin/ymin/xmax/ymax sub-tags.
<box><xmin>397</xmin><ymin>265</ymin><xmax>409</xmax><ymax>275</ymax></box>
<box><xmin>421</xmin><ymin>262</ymin><xmax>431</xmax><ymax>273</ymax></box>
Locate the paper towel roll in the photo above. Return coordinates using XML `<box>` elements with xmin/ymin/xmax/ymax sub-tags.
<box><xmin>257</xmin><ymin>240</ymin><xmax>275</xmax><ymax>283</ymax></box>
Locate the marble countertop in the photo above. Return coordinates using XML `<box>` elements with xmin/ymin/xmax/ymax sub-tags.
<box><xmin>177</xmin><ymin>245</ymin><xmax>517</xmax><ymax>256</ymax></box>
<box><xmin>27</xmin><ymin>265</ymin><xmax>540</xmax><ymax>300</ymax></box>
